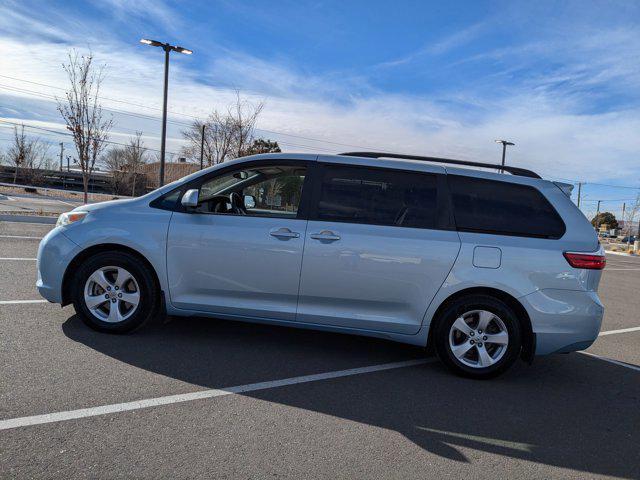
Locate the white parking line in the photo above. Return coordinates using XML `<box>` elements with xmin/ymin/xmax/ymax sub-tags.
<box><xmin>0</xmin><ymin>235</ymin><xmax>42</xmax><ymax>240</ymax></box>
<box><xmin>0</xmin><ymin>257</ymin><xmax>36</xmax><ymax>261</ymax></box>
<box><xmin>580</xmin><ymin>352</ymin><xmax>640</xmax><ymax>372</ymax></box>
<box><xmin>0</xmin><ymin>320</ymin><xmax>638</xmax><ymax>431</ymax></box>
<box><xmin>0</xmin><ymin>358</ymin><xmax>431</xmax><ymax>430</ymax></box>
<box><xmin>0</xmin><ymin>299</ymin><xmax>48</xmax><ymax>305</ymax></box>
<box><xmin>599</xmin><ymin>326</ymin><xmax>640</xmax><ymax>336</ymax></box>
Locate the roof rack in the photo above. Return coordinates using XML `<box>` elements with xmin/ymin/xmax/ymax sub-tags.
<box><xmin>338</xmin><ymin>151</ymin><xmax>541</xmax><ymax>179</ymax></box>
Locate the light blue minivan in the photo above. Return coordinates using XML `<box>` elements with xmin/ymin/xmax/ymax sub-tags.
<box><xmin>37</xmin><ymin>152</ymin><xmax>605</xmax><ymax>378</ymax></box>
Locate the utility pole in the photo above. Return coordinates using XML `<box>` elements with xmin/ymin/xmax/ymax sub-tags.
<box><xmin>576</xmin><ymin>182</ymin><xmax>582</xmax><ymax>208</ymax></box>
<box><xmin>67</xmin><ymin>155</ymin><xmax>71</xmax><ymax>172</ymax></box>
<box><xmin>199</xmin><ymin>123</ymin><xmax>206</xmax><ymax>170</ymax></box>
<box><xmin>59</xmin><ymin>143</ymin><xmax>64</xmax><ymax>172</ymax></box>
<box><xmin>595</xmin><ymin>200</ymin><xmax>601</xmax><ymax>232</ymax></box>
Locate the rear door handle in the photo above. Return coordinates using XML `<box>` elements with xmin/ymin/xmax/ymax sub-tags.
<box><xmin>270</xmin><ymin>227</ymin><xmax>300</xmax><ymax>239</ymax></box>
<box><xmin>310</xmin><ymin>230</ymin><xmax>341</xmax><ymax>242</ymax></box>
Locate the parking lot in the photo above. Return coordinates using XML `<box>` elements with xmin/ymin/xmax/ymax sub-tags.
<box><xmin>1</xmin><ymin>219</ymin><xmax>639</xmax><ymax>479</ymax></box>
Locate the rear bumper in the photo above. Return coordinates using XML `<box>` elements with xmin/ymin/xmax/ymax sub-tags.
<box><xmin>520</xmin><ymin>289</ymin><xmax>604</xmax><ymax>355</ymax></box>
<box><xmin>36</xmin><ymin>228</ymin><xmax>80</xmax><ymax>304</ymax></box>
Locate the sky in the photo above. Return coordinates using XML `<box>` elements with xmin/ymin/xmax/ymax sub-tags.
<box><xmin>0</xmin><ymin>0</ymin><xmax>639</xmax><ymax>220</ymax></box>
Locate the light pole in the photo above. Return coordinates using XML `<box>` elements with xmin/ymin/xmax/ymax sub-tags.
<box><xmin>140</xmin><ymin>38</ymin><xmax>192</xmax><ymax>187</ymax></box>
<box><xmin>495</xmin><ymin>139</ymin><xmax>515</xmax><ymax>173</ymax></box>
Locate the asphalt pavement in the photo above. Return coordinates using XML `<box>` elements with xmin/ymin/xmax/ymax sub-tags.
<box><xmin>1</xmin><ymin>221</ymin><xmax>638</xmax><ymax>479</ymax></box>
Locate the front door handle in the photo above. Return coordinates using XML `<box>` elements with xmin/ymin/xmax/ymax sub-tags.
<box><xmin>310</xmin><ymin>230</ymin><xmax>341</xmax><ymax>242</ymax></box>
<box><xmin>270</xmin><ymin>227</ymin><xmax>300</xmax><ymax>239</ymax></box>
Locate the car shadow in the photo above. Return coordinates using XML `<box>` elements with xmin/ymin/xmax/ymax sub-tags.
<box><xmin>62</xmin><ymin>314</ymin><xmax>640</xmax><ymax>479</ymax></box>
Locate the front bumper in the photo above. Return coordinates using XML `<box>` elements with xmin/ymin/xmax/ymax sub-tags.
<box><xmin>520</xmin><ymin>289</ymin><xmax>604</xmax><ymax>355</ymax></box>
<box><xmin>36</xmin><ymin>228</ymin><xmax>80</xmax><ymax>303</ymax></box>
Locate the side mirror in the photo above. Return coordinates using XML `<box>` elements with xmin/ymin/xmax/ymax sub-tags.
<box><xmin>181</xmin><ymin>189</ymin><xmax>199</xmax><ymax>208</ymax></box>
<box><xmin>244</xmin><ymin>195</ymin><xmax>256</xmax><ymax>209</ymax></box>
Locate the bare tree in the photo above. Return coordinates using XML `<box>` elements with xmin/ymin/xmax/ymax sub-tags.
<box><xmin>180</xmin><ymin>93</ymin><xmax>264</xmax><ymax>166</ymax></box>
<box><xmin>124</xmin><ymin>131</ymin><xmax>147</xmax><ymax>196</ymax></box>
<box><xmin>57</xmin><ymin>50</ymin><xmax>113</xmax><ymax>203</ymax></box>
<box><xmin>6</xmin><ymin>125</ymin><xmax>49</xmax><ymax>184</ymax></box>
<box><xmin>102</xmin><ymin>146</ymin><xmax>128</xmax><ymax>194</ymax></box>
<box><xmin>229</xmin><ymin>92</ymin><xmax>263</xmax><ymax>158</ymax></box>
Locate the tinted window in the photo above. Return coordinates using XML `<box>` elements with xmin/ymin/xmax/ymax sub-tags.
<box><xmin>315</xmin><ymin>165</ymin><xmax>438</xmax><ymax>229</ymax></box>
<box><xmin>449</xmin><ymin>175</ymin><xmax>565</xmax><ymax>238</ymax></box>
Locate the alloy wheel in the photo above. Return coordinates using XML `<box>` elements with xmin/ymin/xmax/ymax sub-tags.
<box><xmin>83</xmin><ymin>266</ymin><xmax>141</xmax><ymax>323</ymax></box>
<box><xmin>448</xmin><ymin>309</ymin><xmax>509</xmax><ymax>368</ymax></box>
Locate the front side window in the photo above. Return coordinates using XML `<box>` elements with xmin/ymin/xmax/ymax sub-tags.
<box><xmin>195</xmin><ymin>164</ymin><xmax>307</xmax><ymax>217</ymax></box>
<box><xmin>448</xmin><ymin>175</ymin><xmax>565</xmax><ymax>238</ymax></box>
<box><xmin>315</xmin><ymin>165</ymin><xmax>438</xmax><ymax>229</ymax></box>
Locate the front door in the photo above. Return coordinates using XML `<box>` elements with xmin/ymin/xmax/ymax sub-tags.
<box><xmin>167</xmin><ymin>161</ymin><xmax>310</xmax><ymax>321</ymax></box>
<box><xmin>297</xmin><ymin>163</ymin><xmax>460</xmax><ymax>334</ymax></box>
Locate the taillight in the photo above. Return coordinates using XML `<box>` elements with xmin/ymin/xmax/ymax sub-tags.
<box><xmin>563</xmin><ymin>252</ymin><xmax>606</xmax><ymax>270</ymax></box>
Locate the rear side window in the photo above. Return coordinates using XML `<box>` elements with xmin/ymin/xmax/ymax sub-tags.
<box><xmin>448</xmin><ymin>175</ymin><xmax>565</xmax><ymax>239</ymax></box>
<box><xmin>315</xmin><ymin>165</ymin><xmax>438</xmax><ymax>229</ymax></box>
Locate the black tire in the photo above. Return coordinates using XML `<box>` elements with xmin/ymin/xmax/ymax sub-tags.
<box><xmin>72</xmin><ymin>251</ymin><xmax>160</xmax><ymax>333</ymax></box>
<box><xmin>434</xmin><ymin>294</ymin><xmax>522</xmax><ymax>379</ymax></box>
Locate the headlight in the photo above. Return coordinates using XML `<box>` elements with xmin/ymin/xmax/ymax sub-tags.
<box><xmin>56</xmin><ymin>211</ymin><xmax>88</xmax><ymax>227</ymax></box>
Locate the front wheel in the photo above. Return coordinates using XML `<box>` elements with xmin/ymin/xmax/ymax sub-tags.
<box><xmin>72</xmin><ymin>251</ymin><xmax>159</xmax><ymax>333</ymax></box>
<box><xmin>434</xmin><ymin>295</ymin><xmax>522</xmax><ymax>379</ymax></box>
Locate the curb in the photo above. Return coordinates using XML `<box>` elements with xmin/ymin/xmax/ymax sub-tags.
<box><xmin>605</xmin><ymin>250</ymin><xmax>637</xmax><ymax>257</ymax></box>
<box><xmin>0</xmin><ymin>214</ymin><xmax>57</xmax><ymax>225</ymax></box>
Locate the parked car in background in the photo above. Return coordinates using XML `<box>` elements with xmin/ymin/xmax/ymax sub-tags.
<box><xmin>37</xmin><ymin>152</ymin><xmax>605</xmax><ymax>379</ymax></box>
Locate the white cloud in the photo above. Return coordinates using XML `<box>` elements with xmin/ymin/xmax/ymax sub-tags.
<box><xmin>376</xmin><ymin>21</ymin><xmax>491</xmax><ymax>68</ymax></box>
<box><xmin>89</xmin><ymin>0</ymin><xmax>181</xmax><ymax>33</ymax></box>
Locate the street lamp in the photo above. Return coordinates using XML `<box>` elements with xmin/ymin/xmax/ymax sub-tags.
<box><xmin>494</xmin><ymin>139</ymin><xmax>515</xmax><ymax>173</ymax></box>
<box><xmin>140</xmin><ymin>38</ymin><xmax>192</xmax><ymax>187</ymax></box>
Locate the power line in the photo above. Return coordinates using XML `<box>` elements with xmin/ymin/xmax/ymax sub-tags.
<box><xmin>0</xmin><ymin>119</ymin><xmax>182</xmax><ymax>156</ymax></box>
<box><xmin>582</xmin><ymin>182</ymin><xmax>640</xmax><ymax>190</ymax></box>
<box><xmin>0</xmin><ymin>75</ymin><xmax>382</xmax><ymax>151</ymax></box>
<box><xmin>547</xmin><ymin>175</ymin><xmax>639</xmax><ymax>191</ymax></box>
<box><xmin>580</xmin><ymin>198</ymin><xmax>638</xmax><ymax>202</ymax></box>
<box><xmin>0</xmin><ymin>119</ymin><xmax>336</xmax><ymax>157</ymax></box>
<box><xmin>0</xmin><ymin>74</ymin><xmax>183</xmax><ymax>118</ymax></box>
<box><xmin>0</xmin><ymin>83</ymin><xmax>194</xmax><ymax>128</ymax></box>
<box><xmin>0</xmin><ymin>84</ymin><xmax>339</xmax><ymax>153</ymax></box>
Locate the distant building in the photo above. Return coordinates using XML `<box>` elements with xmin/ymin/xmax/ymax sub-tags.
<box><xmin>140</xmin><ymin>161</ymin><xmax>200</xmax><ymax>190</ymax></box>
<box><xmin>618</xmin><ymin>219</ymin><xmax>639</xmax><ymax>234</ymax></box>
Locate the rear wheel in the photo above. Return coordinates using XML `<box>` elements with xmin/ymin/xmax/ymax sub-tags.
<box><xmin>434</xmin><ymin>295</ymin><xmax>522</xmax><ymax>379</ymax></box>
<box><xmin>72</xmin><ymin>251</ymin><xmax>159</xmax><ymax>333</ymax></box>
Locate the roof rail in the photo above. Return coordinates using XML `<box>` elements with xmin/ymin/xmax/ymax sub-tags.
<box><xmin>338</xmin><ymin>151</ymin><xmax>541</xmax><ymax>179</ymax></box>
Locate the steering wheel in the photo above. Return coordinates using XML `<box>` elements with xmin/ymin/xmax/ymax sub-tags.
<box><xmin>229</xmin><ymin>192</ymin><xmax>247</xmax><ymax>215</ymax></box>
